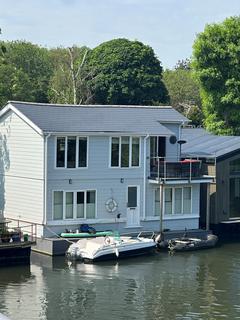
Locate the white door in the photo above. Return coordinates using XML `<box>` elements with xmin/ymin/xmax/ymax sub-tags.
<box><xmin>126</xmin><ymin>186</ymin><xmax>140</xmax><ymax>227</ymax></box>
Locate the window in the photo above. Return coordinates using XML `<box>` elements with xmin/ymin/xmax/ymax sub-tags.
<box><xmin>86</xmin><ymin>191</ymin><xmax>96</xmax><ymax>219</ymax></box>
<box><xmin>65</xmin><ymin>192</ymin><xmax>74</xmax><ymax>219</ymax></box>
<box><xmin>53</xmin><ymin>191</ymin><xmax>63</xmax><ymax>220</ymax></box>
<box><xmin>183</xmin><ymin>187</ymin><xmax>191</xmax><ymax>214</ymax></box>
<box><xmin>110</xmin><ymin>136</ymin><xmax>140</xmax><ymax>168</ymax></box>
<box><xmin>56</xmin><ymin>138</ymin><xmax>65</xmax><ymax>168</ymax></box>
<box><xmin>56</xmin><ymin>136</ymin><xmax>88</xmax><ymax>168</ymax></box>
<box><xmin>111</xmin><ymin>137</ymin><xmax>120</xmax><ymax>167</ymax></box>
<box><xmin>154</xmin><ymin>189</ymin><xmax>160</xmax><ymax>216</ymax></box>
<box><xmin>164</xmin><ymin>188</ymin><xmax>173</xmax><ymax>214</ymax></box>
<box><xmin>154</xmin><ymin>187</ymin><xmax>192</xmax><ymax>216</ymax></box>
<box><xmin>174</xmin><ymin>188</ymin><xmax>182</xmax><ymax>214</ymax></box>
<box><xmin>230</xmin><ymin>158</ymin><xmax>240</xmax><ymax>175</ymax></box>
<box><xmin>67</xmin><ymin>137</ymin><xmax>76</xmax><ymax>168</ymax></box>
<box><xmin>53</xmin><ymin>190</ymin><xmax>96</xmax><ymax>220</ymax></box>
<box><xmin>77</xmin><ymin>192</ymin><xmax>85</xmax><ymax>218</ymax></box>
<box><xmin>78</xmin><ymin>137</ymin><xmax>87</xmax><ymax>167</ymax></box>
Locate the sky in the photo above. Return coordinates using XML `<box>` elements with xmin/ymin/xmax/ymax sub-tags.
<box><xmin>0</xmin><ymin>0</ymin><xmax>240</xmax><ymax>69</ymax></box>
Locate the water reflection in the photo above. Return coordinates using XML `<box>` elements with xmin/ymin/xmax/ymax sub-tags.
<box><xmin>0</xmin><ymin>243</ymin><xmax>240</xmax><ymax>320</ymax></box>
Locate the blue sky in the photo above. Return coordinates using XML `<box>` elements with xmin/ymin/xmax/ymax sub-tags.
<box><xmin>0</xmin><ymin>0</ymin><xmax>240</xmax><ymax>68</ymax></box>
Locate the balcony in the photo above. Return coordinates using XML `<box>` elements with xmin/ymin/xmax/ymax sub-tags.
<box><xmin>150</xmin><ymin>157</ymin><xmax>202</xmax><ymax>180</ymax></box>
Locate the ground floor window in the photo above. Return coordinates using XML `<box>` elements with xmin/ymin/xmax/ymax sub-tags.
<box><xmin>53</xmin><ymin>190</ymin><xmax>96</xmax><ymax>220</ymax></box>
<box><xmin>154</xmin><ymin>186</ymin><xmax>192</xmax><ymax>216</ymax></box>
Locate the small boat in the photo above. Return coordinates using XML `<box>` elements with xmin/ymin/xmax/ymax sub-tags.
<box><xmin>168</xmin><ymin>234</ymin><xmax>218</xmax><ymax>252</ymax></box>
<box><xmin>66</xmin><ymin>233</ymin><xmax>156</xmax><ymax>262</ymax></box>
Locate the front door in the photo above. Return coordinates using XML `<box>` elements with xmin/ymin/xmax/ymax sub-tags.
<box><xmin>126</xmin><ymin>186</ymin><xmax>140</xmax><ymax>227</ymax></box>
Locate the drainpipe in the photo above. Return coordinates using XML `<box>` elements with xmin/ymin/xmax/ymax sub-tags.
<box><xmin>43</xmin><ymin>133</ymin><xmax>51</xmax><ymax>226</ymax></box>
<box><xmin>143</xmin><ymin>135</ymin><xmax>149</xmax><ymax>220</ymax></box>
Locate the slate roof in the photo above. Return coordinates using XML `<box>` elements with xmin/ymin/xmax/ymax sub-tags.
<box><xmin>182</xmin><ymin>128</ymin><xmax>240</xmax><ymax>160</ymax></box>
<box><xmin>4</xmin><ymin>101</ymin><xmax>189</xmax><ymax>135</ymax></box>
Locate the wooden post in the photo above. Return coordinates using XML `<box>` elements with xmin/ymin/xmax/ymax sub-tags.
<box><xmin>159</xmin><ymin>183</ymin><xmax>164</xmax><ymax>233</ymax></box>
<box><xmin>206</xmin><ymin>183</ymin><xmax>210</xmax><ymax>231</ymax></box>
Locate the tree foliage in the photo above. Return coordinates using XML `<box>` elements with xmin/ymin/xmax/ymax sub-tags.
<box><xmin>86</xmin><ymin>38</ymin><xmax>169</xmax><ymax>105</ymax></box>
<box><xmin>0</xmin><ymin>41</ymin><xmax>52</xmax><ymax>107</ymax></box>
<box><xmin>192</xmin><ymin>16</ymin><xmax>240</xmax><ymax>135</ymax></box>
<box><xmin>48</xmin><ymin>46</ymin><xmax>93</xmax><ymax>105</ymax></box>
<box><xmin>163</xmin><ymin>65</ymin><xmax>203</xmax><ymax>125</ymax></box>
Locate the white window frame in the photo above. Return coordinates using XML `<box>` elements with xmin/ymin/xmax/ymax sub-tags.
<box><xmin>52</xmin><ymin>189</ymin><xmax>97</xmax><ymax>220</ymax></box>
<box><xmin>109</xmin><ymin>136</ymin><xmax>141</xmax><ymax>168</ymax></box>
<box><xmin>153</xmin><ymin>186</ymin><xmax>193</xmax><ymax>216</ymax></box>
<box><xmin>163</xmin><ymin>186</ymin><xmax>192</xmax><ymax>215</ymax></box>
<box><xmin>55</xmin><ymin>136</ymin><xmax>89</xmax><ymax>169</ymax></box>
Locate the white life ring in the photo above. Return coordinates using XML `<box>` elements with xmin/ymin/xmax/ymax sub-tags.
<box><xmin>105</xmin><ymin>198</ymin><xmax>118</xmax><ymax>213</ymax></box>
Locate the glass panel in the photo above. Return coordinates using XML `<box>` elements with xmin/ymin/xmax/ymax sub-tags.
<box><xmin>183</xmin><ymin>187</ymin><xmax>191</xmax><ymax>214</ymax></box>
<box><xmin>155</xmin><ymin>189</ymin><xmax>160</xmax><ymax>216</ymax></box>
<box><xmin>77</xmin><ymin>192</ymin><xmax>85</xmax><ymax>218</ymax></box>
<box><xmin>78</xmin><ymin>137</ymin><xmax>87</xmax><ymax>167</ymax></box>
<box><xmin>86</xmin><ymin>191</ymin><xmax>96</xmax><ymax>219</ymax></box>
<box><xmin>164</xmin><ymin>188</ymin><xmax>172</xmax><ymax>214</ymax></box>
<box><xmin>230</xmin><ymin>178</ymin><xmax>240</xmax><ymax>218</ymax></box>
<box><xmin>230</xmin><ymin>158</ymin><xmax>240</xmax><ymax>175</ymax></box>
<box><xmin>67</xmin><ymin>137</ymin><xmax>76</xmax><ymax>168</ymax></box>
<box><xmin>121</xmin><ymin>137</ymin><xmax>129</xmax><ymax>167</ymax></box>
<box><xmin>174</xmin><ymin>188</ymin><xmax>182</xmax><ymax>214</ymax></box>
<box><xmin>111</xmin><ymin>137</ymin><xmax>119</xmax><ymax>167</ymax></box>
<box><xmin>53</xmin><ymin>191</ymin><xmax>63</xmax><ymax>220</ymax></box>
<box><xmin>128</xmin><ymin>187</ymin><xmax>137</xmax><ymax>207</ymax></box>
<box><xmin>66</xmin><ymin>192</ymin><xmax>74</xmax><ymax>219</ymax></box>
<box><xmin>56</xmin><ymin>137</ymin><xmax>65</xmax><ymax>167</ymax></box>
<box><xmin>131</xmin><ymin>137</ymin><xmax>140</xmax><ymax>167</ymax></box>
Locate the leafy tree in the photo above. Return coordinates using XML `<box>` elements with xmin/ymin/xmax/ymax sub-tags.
<box><xmin>163</xmin><ymin>66</ymin><xmax>203</xmax><ymax>125</ymax></box>
<box><xmin>0</xmin><ymin>41</ymin><xmax>52</xmax><ymax>107</ymax></box>
<box><xmin>86</xmin><ymin>38</ymin><xmax>169</xmax><ymax>105</ymax></box>
<box><xmin>48</xmin><ymin>46</ymin><xmax>93</xmax><ymax>104</ymax></box>
<box><xmin>192</xmin><ymin>16</ymin><xmax>240</xmax><ymax>135</ymax></box>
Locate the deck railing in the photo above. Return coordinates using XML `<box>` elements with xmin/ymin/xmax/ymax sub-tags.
<box><xmin>0</xmin><ymin>218</ymin><xmax>37</xmax><ymax>243</ymax></box>
<box><xmin>150</xmin><ymin>157</ymin><xmax>202</xmax><ymax>180</ymax></box>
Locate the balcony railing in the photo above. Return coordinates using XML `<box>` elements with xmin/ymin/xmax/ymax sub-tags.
<box><xmin>150</xmin><ymin>157</ymin><xmax>202</xmax><ymax>180</ymax></box>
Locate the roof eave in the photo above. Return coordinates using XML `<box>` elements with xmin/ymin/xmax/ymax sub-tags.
<box><xmin>0</xmin><ymin>102</ymin><xmax>43</xmax><ymax>136</ymax></box>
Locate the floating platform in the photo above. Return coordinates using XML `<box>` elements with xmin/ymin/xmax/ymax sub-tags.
<box><xmin>0</xmin><ymin>241</ymin><xmax>32</xmax><ymax>266</ymax></box>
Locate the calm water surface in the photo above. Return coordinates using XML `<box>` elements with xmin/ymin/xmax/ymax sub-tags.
<box><xmin>0</xmin><ymin>241</ymin><xmax>240</xmax><ymax>320</ymax></box>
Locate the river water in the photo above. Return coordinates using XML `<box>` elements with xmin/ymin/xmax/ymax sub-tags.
<box><xmin>0</xmin><ymin>241</ymin><xmax>240</xmax><ymax>320</ymax></box>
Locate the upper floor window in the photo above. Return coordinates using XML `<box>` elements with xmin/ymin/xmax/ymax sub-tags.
<box><xmin>56</xmin><ymin>136</ymin><xmax>88</xmax><ymax>168</ymax></box>
<box><xmin>110</xmin><ymin>136</ymin><xmax>140</xmax><ymax>168</ymax></box>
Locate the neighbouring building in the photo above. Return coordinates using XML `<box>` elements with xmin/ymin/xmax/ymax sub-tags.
<box><xmin>0</xmin><ymin>102</ymin><xmax>213</xmax><ymax>238</ymax></box>
<box><xmin>182</xmin><ymin>128</ymin><xmax>240</xmax><ymax>231</ymax></box>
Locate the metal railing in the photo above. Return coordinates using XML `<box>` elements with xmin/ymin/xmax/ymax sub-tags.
<box><xmin>0</xmin><ymin>217</ymin><xmax>37</xmax><ymax>243</ymax></box>
<box><xmin>150</xmin><ymin>157</ymin><xmax>202</xmax><ymax>180</ymax></box>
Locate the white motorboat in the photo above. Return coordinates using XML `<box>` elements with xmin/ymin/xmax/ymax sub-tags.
<box><xmin>66</xmin><ymin>233</ymin><xmax>156</xmax><ymax>262</ymax></box>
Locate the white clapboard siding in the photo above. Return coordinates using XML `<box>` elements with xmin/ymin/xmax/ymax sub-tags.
<box><xmin>0</xmin><ymin>110</ymin><xmax>44</xmax><ymax>224</ymax></box>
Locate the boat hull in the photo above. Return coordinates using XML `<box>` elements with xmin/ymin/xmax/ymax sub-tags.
<box><xmin>83</xmin><ymin>243</ymin><xmax>156</xmax><ymax>263</ymax></box>
<box><xmin>0</xmin><ymin>242</ymin><xmax>31</xmax><ymax>266</ymax></box>
<box><xmin>168</xmin><ymin>235</ymin><xmax>218</xmax><ymax>252</ymax></box>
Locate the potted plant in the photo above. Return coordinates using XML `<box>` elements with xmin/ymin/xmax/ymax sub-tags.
<box><xmin>0</xmin><ymin>221</ymin><xmax>11</xmax><ymax>243</ymax></box>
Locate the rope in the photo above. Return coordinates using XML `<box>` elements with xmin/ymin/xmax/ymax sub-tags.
<box><xmin>45</xmin><ymin>226</ymin><xmax>74</xmax><ymax>244</ymax></box>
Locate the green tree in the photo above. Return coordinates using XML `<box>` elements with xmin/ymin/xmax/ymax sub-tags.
<box><xmin>86</xmin><ymin>38</ymin><xmax>168</xmax><ymax>105</ymax></box>
<box><xmin>48</xmin><ymin>46</ymin><xmax>93</xmax><ymax>104</ymax></box>
<box><xmin>0</xmin><ymin>41</ymin><xmax>52</xmax><ymax>107</ymax></box>
<box><xmin>192</xmin><ymin>16</ymin><xmax>240</xmax><ymax>135</ymax></box>
<box><xmin>163</xmin><ymin>65</ymin><xmax>203</xmax><ymax>125</ymax></box>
